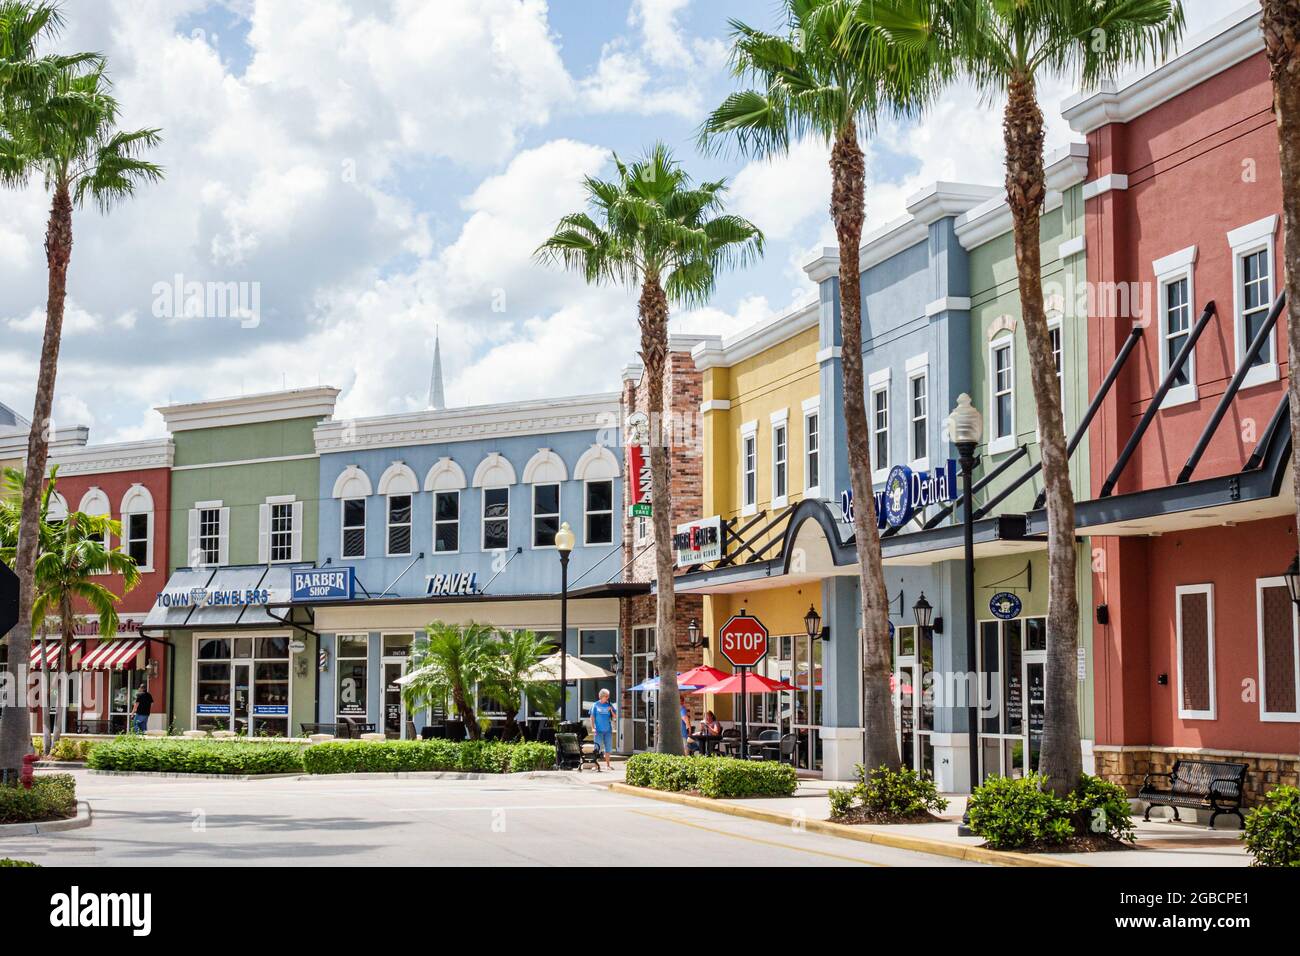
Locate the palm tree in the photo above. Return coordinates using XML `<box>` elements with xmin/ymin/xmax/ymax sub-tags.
<box><xmin>401</xmin><ymin>622</ymin><xmax>499</xmax><ymax>740</ymax></box>
<box><xmin>481</xmin><ymin>628</ymin><xmax>561</xmax><ymax>742</ymax></box>
<box><xmin>1260</xmin><ymin>2</ymin><xmax>1300</xmax><ymax>567</ymax></box>
<box><xmin>0</xmin><ymin>4</ymin><xmax>162</xmax><ymax>781</ymax></box>
<box><xmin>33</xmin><ymin>506</ymin><xmax>141</xmax><ymax>744</ymax></box>
<box><xmin>537</xmin><ymin>143</ymin><xmax>763</xmax><ymax>756</ymax></box>
<box><xmin>940</xmin><ymin>0</ymin><xmax>1183</xmax><ymax>795</ymax></box>
<box><xmin>700</xmin><ymin>0</ymin><xmax>944</xmax><ymax>770</ymax></box>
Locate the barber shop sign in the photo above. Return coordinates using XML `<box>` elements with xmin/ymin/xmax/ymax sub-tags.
<box><xmin>840</xmin><ymin>461</ymin><xmax>957</xmax><ymax>530</ymax></box>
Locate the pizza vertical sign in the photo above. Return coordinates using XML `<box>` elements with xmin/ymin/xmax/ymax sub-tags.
<box><xmin>627</xmin><ymin>412</ymin><xmax>653</xmax><ymax>517</ymax></box>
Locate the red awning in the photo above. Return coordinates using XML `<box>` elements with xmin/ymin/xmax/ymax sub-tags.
<box><xmin>79</xmin><ymin>638</ymin><xmax>147</xmax><ymax>671</ymax></box>
<box><xmin>28</xmin><ymin>641</ymin><xmax>83</xmax><ymax>670</ymax></box>
<box><xmin>690</xmin><ymin>672</ymin><xmax>798</xmax><ymax>695</ymax></box>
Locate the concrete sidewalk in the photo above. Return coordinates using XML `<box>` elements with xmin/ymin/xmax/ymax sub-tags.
<box><xmin>579</xmin><ymin>767</ymin><xmax>1251</xmax><ymax>867</ymax></box>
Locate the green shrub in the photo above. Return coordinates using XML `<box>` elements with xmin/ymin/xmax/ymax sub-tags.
<box><xmin>967</xmin><ymin>773</ymin><xmax>1074</xmax><ymax>849</ymax></box>
<box><xmin>0</xmin><ymin>859</ymin><xmax>39</xmax><ymax>867</ymax></box>
<box><xmin>1072</xmin><ymin>774</ymin><xmax>1136</xmax><ymax>843</ymax></box>
<box><xmin>0</xmin><ymin>774</ymin><xmax>76</xmax><ymax>825</ymax></box>
<box><xmin>859</xmin><ymin>764</ymin><xmax>948</xmax><ymax>816</ymax></box>
<box><xmin>87</xmin><ymin>737</ymin><xmax>306</xmax><ymax>775</ymax></box>
<box><xmin>624</xmin><ymin>753</ymin><xmax>797</xmax><ymax>799</ymax></box>
<box><xmin>48</xmin><ymin>738</ymin><xmax>96</xmax><ymax>762</ymax></box>
<box><xmin>828</xmin><ymin>787</ymin><xmax>856</xmax><ymax>817</ymax></box>
<box><xmin>1244</xmin><ymin>785</ymin><xmax>1300</xmax><ymax>867</ymax></box>
<box><xmin>301</xmin><ymin>739</ymin><xmax>555</xmax><ymax>775</ymax></box>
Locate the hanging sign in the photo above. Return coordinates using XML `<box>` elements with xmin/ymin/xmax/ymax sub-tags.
<box><xmin>628</xmin><ymin>443</ymin><xmax>652</xmax><ymax>517</ymax></box>
<box><xmin>989</xmin><ymin>591</ymin><xmax>1023</xmax><ymax>620</ymax></box>
<box><xmin>291</xmin><ymin>567</ymin><xmax>355</xmax><ymax>601</ymax></box>
<box><xmin>840</xmin><ymin>460</ymin><xmax>958</xmax><ymax>530</ymax></box>
<box><xmin>674</xmin><ymin>516</ymin><xmax>722</xmax><ymax>567</ymax></box>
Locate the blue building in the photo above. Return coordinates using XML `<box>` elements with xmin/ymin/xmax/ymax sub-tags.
<box><xmin>307</xmin><ymin>392</ymin><xmax>636</xmax><ymax>736</ymax></box>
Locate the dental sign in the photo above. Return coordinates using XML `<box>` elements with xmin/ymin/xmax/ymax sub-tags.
<box><xmin>840</xmin><ymin>460</ymin><xmax>958</xmax><ymax>530</ymax></box>
<box><xmin>291</xmin><ymin>567</ymin><xmax>355</xmax><ymax>601</ymax></box>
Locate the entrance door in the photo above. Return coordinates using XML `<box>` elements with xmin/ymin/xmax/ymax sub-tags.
<box><xmin>891</xmin><ymin>625</ymin><xmax>934</xmax><ymax>777</ymax></box>
<box><xmin>383</xmin><ymin>660</ymin><xmax>407</xmax><ymax>739</ymax></box>
<box><xmin>232</xmin><ymin>662</ymin><xmax>251</xmax><ymax>735</ymax></box>
<box><xmin>1024</xmin><ymin>654</ymin><xmax>1046</xmax><ymax>774</ymax></box>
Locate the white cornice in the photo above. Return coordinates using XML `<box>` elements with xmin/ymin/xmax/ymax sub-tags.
<box><xmin>621</xmin><ymin>362</ymin><xmax>644</xmax><ymax>384</ymax></box>
<box><xmin>690</xmin><ymin>301</ymin><xmax>819</xmax><ymax>371</ymax></box>
<box><xmin>157</xmin><ymin>386</ymin><xmax>341</xmax><ymax>432</ymax></box>
<box><xmin>1062</xmin><ymin>5</ymin><xmax>1262</xmax><ymax>134</ymax></box>
<box><xmin>925</xmin><ymin>296</ymin><xmax>972</xmax><ymax>316</ymax></box>
<box><xmin>48</xmin><ymin>438</ymin><xmax>174</xmax><ymax>476</ymax></box>
<box><xmin>1082</xmin><ymin>173</ymin><xmax>1129</xmax><ymax>200</ymax></box>
<box><xmin>802</xmin><ymin>248</ymin><xmax>840</xmax><ymax>283</ymax></box>
<box><xmin>905</xmin><ymin>181</ymin><xmax>1000</xmax><ymax>225</ymax></box>
<box><xmin>313</xmin><ymin>392</ymin><xmax>621</xmax><ymax>453</ymax></box>
<box><xmin>0</xmin><ymin>426</ymin><xmax>89</xmax><ymax>459</ymax></box>
<box><xmin>954</xmin><ymin>142</ymin><xmax>1089</xmax><ymax>250</ymax></box>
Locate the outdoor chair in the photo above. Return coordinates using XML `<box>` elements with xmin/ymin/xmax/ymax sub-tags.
<box><xmin>778</xmin><ymin>733</ymin><xmax>798</xmax><ymax>766</ymax></box>
<box><xmin>555</xmin><ymin>732</ymin><xmax>585</xmax><ymax>770</ymax></box>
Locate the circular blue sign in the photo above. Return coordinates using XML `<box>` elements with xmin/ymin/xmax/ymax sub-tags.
<box><xmin>989</xmin><ymin>591</ymin><xmax>1023</xmax><ymax>620</ymax></box>
<box><xmin>880</xmin><ymin>465</ymin><xmax>915</xmax><ymax>529</ymax></box>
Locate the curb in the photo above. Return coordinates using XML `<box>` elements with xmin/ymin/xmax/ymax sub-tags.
<box><xmin>0</xmin><ymin>801</ymin><xmax>92</xmax><ymax>838</ymax></box>
<box><xmin>608</xmin><ymin>783</ymin><xmax>1083</xmax><ymax>867</ymax></box>
<box><xmin>87</xmin><ymin>770</ymin><xmax>302</xmax><ymax>781</ymax></box>
<box><xmin>85</xmin><ymin>769</ymin><xmax>577</xmax><ymax>782</ymax></box>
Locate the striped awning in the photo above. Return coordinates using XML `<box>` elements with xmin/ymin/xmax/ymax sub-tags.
<box><xmin>28</xmin><ymin>641</ymin><xmax>83</xmax><ymax>670</ymax></box>
<box><xmin>79</xmin><ymin>638</ymin><xmax>147</xmax><ymax>672</ymax></box>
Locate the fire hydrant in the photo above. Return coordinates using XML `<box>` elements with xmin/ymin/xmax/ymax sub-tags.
<box><xmin>20</xmin><ymin>753</ymin><xmax>35</xmax><ymax>790</ymax></box>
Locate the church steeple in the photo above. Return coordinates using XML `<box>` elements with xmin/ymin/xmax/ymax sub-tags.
<box><xmin>428</xmin><ymin>326</ymin><xmax>446</xmax><ymax>411</ymax></box>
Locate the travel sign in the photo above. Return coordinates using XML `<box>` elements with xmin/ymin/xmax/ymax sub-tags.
<box><xmin>840</xmin><ymin>460</ymin><xmax>958</xmax><ymax>530</ymax></box>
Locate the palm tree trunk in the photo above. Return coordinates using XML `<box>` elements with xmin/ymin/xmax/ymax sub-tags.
<box><xmin>1004</xmin><ymin>74</ymin><xmax>1081</xmax><ymax>797</ymax></box>
<box><xmin>53</xmin><ymin>594</ymin><xmax>74</xmax><ymax>746</ymax></box>
<box><xmin>1262</xmin><ymin>1</ymin><xmax>1300</xmax><ymax>580</ymax></box>
<box><xmin>0</xmin><ymin>181</ymin><xmax>72</xmax><ymax>783</ymax></box>
<box><xmin>833</xmin><ymin>123</ymin><xmax>900</xmax><ymax>771</ymax></box>
<box><xmin>454</xmin><ymin>686</ymin><xmax>480</xmax><ymax>740</ymax></box>
<box><xmin>639</xmin><ymin>273</ymin><xmax>683</xmax><ymax>756</ymax></box>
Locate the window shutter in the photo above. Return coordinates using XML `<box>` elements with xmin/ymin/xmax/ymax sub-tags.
<box><xmin>187</xmin><ymin>509</ymin><xmax>200</xmax><ymax>568</ymax></box>
<box><xmin>258</xmin><ymin>503</ymin><xmax>270</xmax><ymax>564</ymax></box>
<box><xmin>219</xmin><ymin>507</ymin><xmax>231</xmax><ymax>566</ymax></box>
<box><xmin>291</xmin><ymin>500</ymin><xmax>304</xmax><ymax>561</ymax></box>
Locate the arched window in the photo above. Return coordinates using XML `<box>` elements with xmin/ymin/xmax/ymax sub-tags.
<box><xmin>119</xmin><ymin>484</ymin><xmax>155</xmax><ymax>570</ymax></box>
<box><xmin>332</xmin><ymin>466</ymin><xmax>373</xmax><ymax>559</ymax></box>
<box><xmin>424</xmin><ymin>458</ymin><xmax>466</xmax><ymax>554</ymax></box>
<box><xmin>378</xmin><ymin>462</ymin><xmax>418</xmax><ymax>556</ymax></box>
<box><xmin>573</xmin><ymin>444</ymin><xmax>620</xmax><ymax>546</ymax></box>
<box><xmin>473</xmin><ymin>453</ymin><xmax>517</xmax><ymax>551</ymax></box>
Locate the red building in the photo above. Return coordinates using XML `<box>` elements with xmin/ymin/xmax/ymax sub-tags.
<box><xmin>32</xmin><ymin>435</ymin><xmax>174</xmax><ymax>735</ymax></box>
<box><xmin>1063</xmin><ymin>6</ymin><xmax>1299</xmax><ymax>804</ymax></box>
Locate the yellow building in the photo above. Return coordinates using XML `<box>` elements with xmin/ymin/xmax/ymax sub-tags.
<box><xmin>681</xmin><ymin>303</ymin><xmax>825</xmax><ymax>766</ymax></box>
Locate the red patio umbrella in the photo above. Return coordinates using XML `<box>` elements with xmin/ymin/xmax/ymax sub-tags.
<box><xmin>689</xmin><ymin>672</ymin><xmax>797</xmax><ymax>694</ymax></box>
<box><xmin>677</xmin><ymin>664</ymin><xmax>729</xmax><ymax>687</ymax></box>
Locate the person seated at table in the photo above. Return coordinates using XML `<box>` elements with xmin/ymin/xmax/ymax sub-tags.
<box><xmin>701</xmin><ymin>710</ymin><xmax>721</xmax><ymax>736</ymax></box>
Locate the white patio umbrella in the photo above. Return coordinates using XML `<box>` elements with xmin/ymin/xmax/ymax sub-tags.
<box><xmin>522</xmin><ymin>652</ymin><xmax>614</xmax><ymax>682</ymax></box>
<box><xmin>394</xmin><ymin>664</ymin><xmax>436</xmax><ymax>686</ymax></box>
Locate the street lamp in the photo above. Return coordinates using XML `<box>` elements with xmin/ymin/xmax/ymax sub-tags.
<box><xmin>804</xmin><ymin>605</ymin><xmax>827</xmax><ymax>642</ymax></box>
<box><xmin>1285</xmin><ymin>553</ymin><xmax>1300</xmax><ymax>608</ymax></box>
<box><xmin>947</xmin><ymin>393</ymin><xmax>982</xmax><ymax>832</ymax></box>
<box><xmin>555</xmin><ymin>522</ymin><xmax>575</xmax><ymax>726</ymax></box>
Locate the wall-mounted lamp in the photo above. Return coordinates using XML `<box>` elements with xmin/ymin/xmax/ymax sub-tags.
<box><xmin>804</xmin><ymin>605</ymin><xmax>829</xmax><ymax>642</ymax></box>
<box><xmin>912</xmin><ymin>592</ymin><xmax>934</xmax><ymax>632</ymax></box>
<box><xmin>687</xmin><ymin>618</ymin><xmax>706</xmax><ymax>649</ymax></box>
<box><xmin>1285</xmin><ymin>553</ymin><xmax>1300</xmax><ymax>608</ymax></box>
<box><xmin>1096</xmin><ymin>603</ymin><xmax>1110</xmax><ymax>626</ymax></box>
<box><xmin>1156</xmin><ymin>673</ymin><xmax>1168</xmax><ymax>686</ymax></box>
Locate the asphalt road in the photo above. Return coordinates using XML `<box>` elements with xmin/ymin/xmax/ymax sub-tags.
<box><xmin>3</xmin><ymin>770</ymin><xmax>982</xmax><ymax>867</ymax></box>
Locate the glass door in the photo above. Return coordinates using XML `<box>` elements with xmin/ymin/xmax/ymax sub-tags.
<box><xmin>631</xmin><ymin>626</ymin><xmax>655</xmax><ymax>751</ymax></box>
<box><xmin>1025</xmin><ymin>655</ymin><xmax>1046</xmax><ymax>774</ymax></box>
<box><xmin>232</xmin><ymin>662</ymin><xmax>251</xmax><ymax>735</ymax></box>
<box><xmin>383</xmin><ymin>661</ymin><xmax>407</xmax><ymax>739</ymax></box>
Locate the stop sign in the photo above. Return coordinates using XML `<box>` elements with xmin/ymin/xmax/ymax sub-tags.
<box><xmin>718</xmin><ymin>613</ymin><xmax>769</xmax><ymax>667</ymax></box>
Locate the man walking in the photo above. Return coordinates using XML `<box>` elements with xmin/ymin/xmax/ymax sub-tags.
<box><xmin>588</xmin><ymin>688</ymin><xmax>617</xmax><ymax>770</ymax></box>
<box><xmin>132</xmin><ymin>682</ymin><xmax>153</xmax><ymax>734</ymax></box>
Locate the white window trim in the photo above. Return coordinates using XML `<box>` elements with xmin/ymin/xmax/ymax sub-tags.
<box><xmin>770</xmin><ymin>409</ymin><xmax>789</xmax><ymax>509</ymax></box>
<box><xmin>583</xmin><ymin>479</ymin><xmax>614</xmax><ymax>546</ymax></box>
<box><xmin>1256</xmin><ymin>576</ymin><xmax>1300</xmax><ymax>722</ymax></box>
<box><xmin>802</xmin><ymin>396</ymin><xmax>821</xmax><ymax>498</ymax></box>
<box><xmin>433</xmin><ymin>489</ymin><xmax>460</xmax><ymax>555</ymax></box>
<box><xmin>1229</xmin><ymin>217</ymin><xmax>1279</xmax><ymax>389</ymax></box>
<box><xmin>123</xmin><ymin>509</ymin><xmax>153</xmax><ymax>573</ymax></box>
<box><xmin>340</xmin><ymin>497</ymin><xmax>367</xmax><ymax>560</ymax></box>
<box><xmin>120</xmin><ymin>485</ymin><xmax>155</xmax><ymax>573</ymax></box>
<box><xmin>740</xmin><ymin>421</ymin><xmax>758</xmax><ymax>516</ymax></box>
<box><xmin>260</xmin><ymin>494</ymin><xmax>302</xmax><ymax>565</ymax></box>
<box><xmin>386</xmin><ymin>492</ymin><xmax>414</xmax><ymax>558</ymax></box>
<box><xmin>1047</xmin><ymin>318</ymin><xmax>1065</xmax><ymax>418</ymax></box>
<box><xmin>481</xmin><ymin>486</ymin><xmax>510</xmax><ymax>552</ymax></box>
<box><xmin>1153</xmin><ymin>245</ymin><xmax>1198</xmax><ymax>408</ymax></box>
<box><xmin>192</xmin><ymin>500</ymin><xmax>228</xmax><ymax>568</ymax></box>
<box><xmin>869</xmin><ymin>368</ymin><xmax>891</xmax><ymax>484</ymax></box>
<box><xmin>905</xmin><ymin>357</ymin><xmax>929</xmax><ymax>471</ymax></box>
<box><xmin>531</xmin><ymin>482</ymin><xmax>561</xmax><ymax>550</ymax></box>
<box><xmin>1175</xmin><ymin>583</ymin><xmax>1217</xmax><ymax>721</ymax></box>
<box><xmin>988</xmin><ymin>337</ymin><xmax>1016</xmax><ymax>455</ymax></box>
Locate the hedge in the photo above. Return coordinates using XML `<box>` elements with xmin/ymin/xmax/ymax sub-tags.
<box><xmin>624</xmin><ymin>753</ymin><xmax>798</xmax><ymax>799</ymax></box>
<box><xmin>302</xmin><ymin>739</ymin><xmax>555</xmax><ymax>774</ymax></box>
<box><xmin>86</xmin><ymin>737</ymin><xmax>307</xmax><ymax>775</ymax></box>
<box><xmin>0</xmin><ymin>774</ymin><xmax>76</xmax><ymax>825</ymax></box>
<box><xmin>1244</xmin><ymin>785</ymin><xmax>1300</xmax><ymax>867</ymax></box>
<box><xmin>967</xmin><ymin>773</ymin><xmax>1136</xmax><ymax>849</ymax></box>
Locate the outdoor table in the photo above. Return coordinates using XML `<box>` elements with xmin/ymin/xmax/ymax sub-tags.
<box><xmin>690</xmin><ymin>733</ymin><xmax>723</xmax><ymax>756</ymax></box>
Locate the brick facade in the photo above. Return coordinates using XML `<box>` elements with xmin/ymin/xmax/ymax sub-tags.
<box><xmin>618</xmin><ymin>337</ymin><xmax>707</xmax><ymax>741</ymax></box>
<box><xmin>1097</xmin><ymin>746</ymin><xmax>1300</xmax><ymax>809</ymax></box>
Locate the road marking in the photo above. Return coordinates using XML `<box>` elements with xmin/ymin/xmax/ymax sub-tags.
<box><xmin>393</xmin><ymin>803</ymin><xmax>626</xmax><ymax>812</ymax></box>
<box><xmin>628</xmin><ymin>809</ymin><xmax>887</xmax><ymax>866</ymax></box>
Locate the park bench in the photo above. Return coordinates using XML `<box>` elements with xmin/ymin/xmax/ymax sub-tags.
<box><xmin>1137</xmin><ymin>759</ymin><xmax>1248</xmax><ymax>829</ymax></box>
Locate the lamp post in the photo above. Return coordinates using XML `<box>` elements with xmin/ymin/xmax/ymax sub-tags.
<box><xmin>947</xmin><ymin>393</ymin><xmax>982</xmax><ymax>832</ymax></box>
<box><xmin>555</xmin><ymin>522</ymin><xmax>575</xmax><ymax>726</ymax></box>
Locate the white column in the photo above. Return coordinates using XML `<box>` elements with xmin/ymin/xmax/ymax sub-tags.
<box><xmin>929</xmin><ymin>731</ymin><xmax>972</xmax><ymax>793</ymax></box>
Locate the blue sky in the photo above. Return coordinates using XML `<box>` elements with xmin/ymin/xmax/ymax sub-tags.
<box><xmin>0</xmin><ymin>0</ymin><xmax>1229</xmax><ymax>442</ymax></box>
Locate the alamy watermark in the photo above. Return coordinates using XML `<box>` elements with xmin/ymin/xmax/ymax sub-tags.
<box><xmin>152</xmin><ymin>274</ymin><xmax>261</xmax><ymax>328</ymax></box>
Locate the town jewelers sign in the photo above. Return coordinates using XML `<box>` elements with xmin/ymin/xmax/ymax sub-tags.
<box><xmin>841</xmin><ymin>460</ymin><xmax>958</xmax><ymax>530</ymax></box>
<box><xmin>156</xmin><ymin>586</ymin><xmax>270</xmax><ymax>609</ymax></box>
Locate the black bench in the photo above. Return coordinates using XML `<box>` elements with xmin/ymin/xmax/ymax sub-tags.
<box><xmin>1137</xmin><ymin>759</ymin><xmax>1247</xmax><ymax>829</ymax></box>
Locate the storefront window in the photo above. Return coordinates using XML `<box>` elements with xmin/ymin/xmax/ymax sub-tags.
<box><xmin>196</xmin><ymin>635</ymin><xmax>292</xmax><ymax>736</ymax></box>
<box><xmin>579</xmin><ymin>629</ymin><xmax>616</xmax><ymax>720</ymax></box>
<box><xmin>337</xmin><ymin>634</ymin><xmax>369</xmax><ymax>722</ymax></box>
<box><xmin>978</xmin><ymin>617</ymin><xmax>1040</xmax><ymax>779</ymax></box>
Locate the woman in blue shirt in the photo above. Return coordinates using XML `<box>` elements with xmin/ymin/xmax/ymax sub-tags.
<box><xmin>588</xmin><ymin>689</ymin><xmax>617</xmax><ymax>770</ymax></box>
